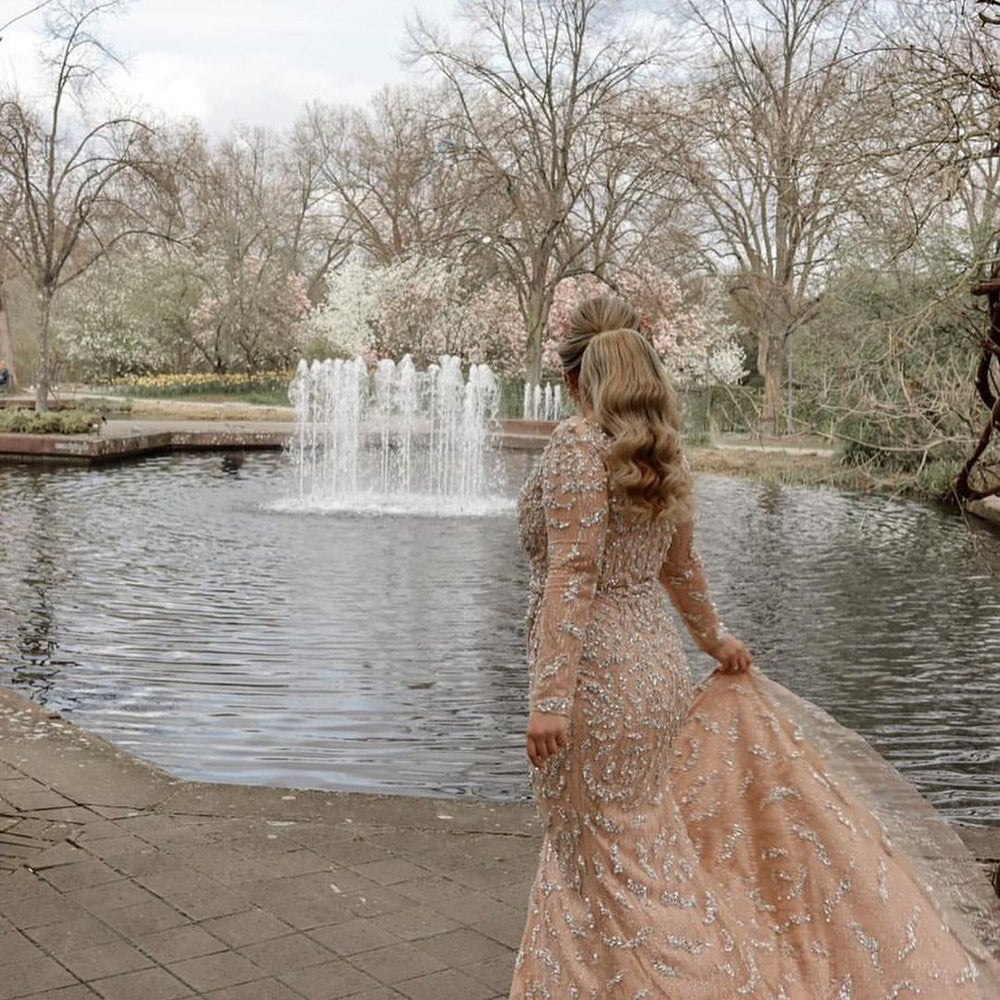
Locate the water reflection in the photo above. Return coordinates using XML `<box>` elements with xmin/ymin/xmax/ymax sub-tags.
<box><xmin>0</xmin><ymin>453</ymin><xmax>998</xmax><ymax>824</ymax></box>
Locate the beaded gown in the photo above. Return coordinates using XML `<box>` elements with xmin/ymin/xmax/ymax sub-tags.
<box><xmin>509</xmin><ymin>415</ymin><xmax>1000</xmax><ymax>1000</ymax></box>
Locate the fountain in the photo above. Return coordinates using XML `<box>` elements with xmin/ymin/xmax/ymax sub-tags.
<box><xmin>522</xmin><ymin>381</ymin><xmax>563</xmax><ymax>422</ymax></box>
<box><xmin>287</xmin><ymin>355</ymin><xmax>506</xmax><ymax>514</ymax></box>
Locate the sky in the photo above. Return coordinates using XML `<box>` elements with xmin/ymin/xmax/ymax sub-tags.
<box><xmin>0</xmin><ymin>0</ymin><xmax>460</xmax><ymax>133</ymax></box>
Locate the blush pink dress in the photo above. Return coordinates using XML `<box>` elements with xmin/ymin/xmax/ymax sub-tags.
<box><xmin>510</xmin><ymin>415</ymin><xmax>1000</xmax><ymax>1000</ymax></box>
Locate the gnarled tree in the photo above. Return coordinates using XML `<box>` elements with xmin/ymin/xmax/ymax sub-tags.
<box><xmin>0</xmin><ymin>0</ymin><xmax>161</xmax><ymax>411</ymax></box>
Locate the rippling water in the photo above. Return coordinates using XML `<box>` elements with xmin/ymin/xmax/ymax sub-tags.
<box><xmin>1</xmin><ymin>451</ymin><xmax>999</xmax><ymax>824</ymax></box>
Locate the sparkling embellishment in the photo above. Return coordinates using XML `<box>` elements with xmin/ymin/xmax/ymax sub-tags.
<box><xmin>509</xmin><ymin>415</ymin><xmax>1000</xmax><ymax>1000</ymax></box>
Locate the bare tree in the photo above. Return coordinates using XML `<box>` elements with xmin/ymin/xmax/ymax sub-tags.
<box><xmin>411</xmin><ymin>0</ymin><xmax>658</xmax><ymax>383</ymax></box>
<box><xmin>672</xmin><ymin>0</ymin><xmax>892</xmax><ymax>433</ymax></box>
<box><xmin>282</xmin><ymin>117</ymin><xmax>353</xmax><ymax>304</ymax></box>
<box><xmin>301</xmin><ymin>88</ymin><xmax>479</xmax><ymax>270</ymax></box>
<box><xmin>0</xmin><ymin>0</ymin><xmax>160</xmax><ymax>411</ymax></box>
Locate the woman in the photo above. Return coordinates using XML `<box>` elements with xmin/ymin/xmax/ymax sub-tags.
<box><xmin>509</xmin><ymin>296</ymin><xmax>999</xmax><ymax>999</ymax></box>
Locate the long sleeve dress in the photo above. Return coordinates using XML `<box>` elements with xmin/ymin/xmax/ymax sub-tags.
<box><xmin>510</xmin><ymin>415</ymin><xmax>1000</xmax><ymax>1000</ymax></box>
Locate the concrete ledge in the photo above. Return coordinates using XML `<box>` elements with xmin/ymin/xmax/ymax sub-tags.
<box><xmin>0</xmin><ymin>419</ymin><xmax>556</xmax><ymax>465</ymax></box>
<box><xmin>0</xmin><ymin>428</ymin><xmax>288</xmax><ymax>465</ymax></box>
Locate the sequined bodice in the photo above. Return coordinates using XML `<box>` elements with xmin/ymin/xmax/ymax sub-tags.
<box><xmin>517</xmin><ymin>416</ymin><xmax>675</xmax><ymax>593</ymax></box>
<box><xmin>513</xmin><ymin>415</ymin><xmax>721</xmax><ymax>720</ymax></box>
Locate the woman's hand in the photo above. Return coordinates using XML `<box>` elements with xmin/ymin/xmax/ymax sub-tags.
<box><xmin>710</xmin><ymin>635</ymin><xmax>754</xmax><ymax>674</ymax></box>
<box><xmin>526</xmin><ymin>711</ymin><xmax>569</xmax><ymax>768</ymax></box>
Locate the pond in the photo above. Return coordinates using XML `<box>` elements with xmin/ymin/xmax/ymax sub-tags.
<box><xmin>1</xmin><ymin>450</ymin><xmax>998</xmax><ymax>825</ymax></box>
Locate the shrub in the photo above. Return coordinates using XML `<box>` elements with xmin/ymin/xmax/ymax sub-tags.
<box><xmin>0</xmin><ymin>409</ymin><xmax>96</xmax><ymax>434</ymax></box>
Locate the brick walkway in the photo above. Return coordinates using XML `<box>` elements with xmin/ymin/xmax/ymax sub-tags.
<box><xmin>0</xmin><ymin>687</ymin><xmax>541</xmax><ymax>999</ymax></box>
<box><xmin>3</xmin><ymin>686</ymin><xmax>998</xmax><ymax>1000</ymax></box>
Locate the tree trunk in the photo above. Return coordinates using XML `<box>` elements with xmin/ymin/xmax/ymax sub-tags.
<box><xmin>0</xmin><ymin>285</ymin><xmax>16</xmax><ymax>393</ymax></box>
<box><xmin>35</xmin><ymin>290</ymin><xmax>53</xmax><ymax>414</ymax></box>
<box><xmin>757</xmin><ymin>327</ymin><xmax>785</xmax><ymax>435</ymax></box>
<box><xmin>524</xmin><ymin>287</ymin><xmax>546</xmax><ymax>387</ymax></box>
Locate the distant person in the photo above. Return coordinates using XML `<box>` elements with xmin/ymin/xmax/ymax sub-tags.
<box><xmin>0</xmin><ymin>359</ymin><xmax>9</xmax><ymax>392</ymax></box>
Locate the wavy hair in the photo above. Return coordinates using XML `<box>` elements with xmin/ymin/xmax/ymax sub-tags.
<box><xmin>557</xmin><ymin>294</ymin><xmax>640</xmax><ymax>373</ymax></box>
<box><xmin>579</xmin><ymin>329</ymin><xmax>692</xmax><ymax>522</ymax></box>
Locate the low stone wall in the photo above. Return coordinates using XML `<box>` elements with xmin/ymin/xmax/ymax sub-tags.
<box><xmin>0</xmin><ymin>419</ymin><xmax>557</xmax><ymax>465</ymax></box>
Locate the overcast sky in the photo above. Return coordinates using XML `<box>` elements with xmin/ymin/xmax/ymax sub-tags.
<box><xmin>1</xmin><ymin>0</ymin><xmax>460</xmax><ymax>133</ymax></box>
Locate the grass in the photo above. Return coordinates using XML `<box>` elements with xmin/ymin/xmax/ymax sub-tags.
<box><xmin>0</xmin><ymin>409</ymin><xmax>95</xmax><ymax>434</ymax></box>
<box><xmin>102</xmin><ymin>372</ymin><xmax>293</xmax><ymax>405</ymax></box>
<box><xmin>688</xmin><ymin>444</ymin><xmax>959</xmax><ymax>504</ymax></box>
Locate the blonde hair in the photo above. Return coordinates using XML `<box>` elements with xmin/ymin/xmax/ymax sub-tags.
<box><xmin>557</xmin><ymin>294</ymin><xmax>639</xmax><ymax>373</ymax></box>
<box><xmin>579</xmin><ymin>329</ymin><xmax>692</xmax><ymax>522</ymax></box>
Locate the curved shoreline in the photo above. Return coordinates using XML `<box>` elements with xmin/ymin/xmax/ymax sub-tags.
<box><xmin>1</xmin><ymin>682</ymin><xmax>998</xmax><ymax>998</ymax></box>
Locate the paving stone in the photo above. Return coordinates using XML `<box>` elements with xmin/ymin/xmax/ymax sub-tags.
<box><xmin>137</xmin><ymin>871</ymin><xmax>250</xmax><ymax>920</ymax></box>
<box><xmin>486</xmin><ymin>881</ymin><xmax>533</xmax><ymax>909</ymax></box>
<box><xmin>461</xmin><ymin>952</ymin><xmax>516</xmax><ymax>993</ymax></box>
<box><xmin>342</xmin><ymin>887</ymin><xmax>411</xmax><ymax>920</ymax></box>
<box><xmin>440</xmin><ymin>859</ymin><xmax>534</xmax><ymax>892</ymax></box>
<box><xmin>168</xmin><ymin>950</ymin><xmax>265</xmax><ymax>992</ymax></box>
<box><xmin>369</xmin><ymin>906</ymin><xmax>461</xmax><ymax>942</ymax></box>
<box><xmin>66</xmin><ymin>878</ymin><xmax>162</xmax><ymax>915</ymax></box>
<box><xmin>117</xmin><ymin>815</ymin><xmax>190</xmax><ymax>843</ymax></box>
<box><xmin>135</xmin><ymin>869</ymin><xmax>208</xmax><ymax>896</ymax></box>
<box><xmin>73</xmin><ymin>820</ymin><xmax>125</xmax><ymax>842</ymax></box>
<box><xmin>393</xmin><ymin>968</ymin><xmax>494</xmax><ymax>1000</ymax></box>
<box><xmin>21</xmin><ymin>987</ymin><xmax>102</xmax><ymax>1000</ymax></box>
<box><xmin>90</xmin><ymin>966</ymin><xmax>193</xmax><ymax>1000</ymax></box>
<box><xmin>1</xmin><ymin>893</ymin><xmax>88</xmax><ymax>929</ymax></box>
<box><xmin>251</xmin><ymin>894</ymin><xmax>348</xmax><ymax>931</ymax></box>
<box><xmin>89</xmin><ymin>847</ymin><xmax>174</xmax><ymax>879</ymax></box>
<box><xmin>0</xmin><ymin>955</ymin><xmax>77</xmax><ymax>999</ymax></box>
<box><xmin>224</xmin><ymin>833</ymin><xmax>300</xmax><ymax>858</ymax></box>
<box><xmin>242</xmin><ymin>882</ymin><xmax>355</xmax><ymax>931</ymax></box>
<box><xmin>259</xmin><ymin>869</ymin><xmax>375</xmax><ymax>898</ymax></box>
<box><xmin>285</xmin><ymin>825</ymin><xmax>361</xmax><ymax>853</ymax></box>
<box><xmin>279</xmin><ymin>959</ymin><xmax>380</xmax><ymax>1000</ymax></box>
<box><xmin>25</xmin><ymin>915</ymin><xmax>119</xmax><ymax>954</ymax></box>
<box><xmin>239</xmin><ymin>932</ymin><xmax>334</xmax><ymax>974</ymax></box>
<box><xmin>348</xmin><ymin>941</ymin><xmax>448</xmax><ymax>985</ymax></box>
<box><xmin>200</xmin><ymin>908</ymin><xmax>293</xmax><ymax>947</ymax></box>
<box><xmin>59</xmin><ymin>940</ymin><xmax>154</xmax><ymax>980</ymax></box>
<box><xmin>417</xmin><ymin>927</ymin><xmax>513</xmax><ymax>965</ymax></box>
<box><xmin>41</xmin><ymin>860</ymin><xmax>124</xmax><ymax>892</ymax></box>
<box><xmin>21</xmin><ymin>800</ymin><xmax>89</xmax><ymax>818</ymax></box>
<box><xmin>348</xmin><ymin>859</ymin><xmax>429</xmax><ymax>886</ymax></box>
<box><xmin>30</xmin><ymin>842</ymin><xmax>89</xmax><ymax>870</ymax></box>
<box><xmin>175</xmin><ymin>847</ymin><xmax>258</xmax><ymax>880</ymax></box>
<box><xmin>362</xmin><ymin>831</ymin><xmax>442</xmax><ymax>856</ymax></box>
<box><xmin>160</xmin><ymin>883</ymin><xmax>250</xmax><ymax>921</ymax></box>
<box><xmin>0</xmin><ymin>781</ymin><xmax>73</xmax><ymax>813</ymax></box>
<box><xmin>455</xmin><ymin>833</ymin><xmax>535</xmax><ymax>862</ymax></box>
<box><xmin>250</xmin><ymin>849</ymin><xmax>333</xmax><ymax>878</ymax></box>
<box><xmin>137</xmin><ymin>923</ymin><xmax>227</xmax><ymax>963</ymax></box>
<box><xmin>204</xmin><ymin>979</ymin><xmax>305</xmax><ymax>1000</ymax></box>
<box><xmin>307</xmin><ymin>918</ymin><xmax>400</xmax><ymax>956</ymax></box>
<box><xmin>87</xmin><ymin>806</ymin><xmax>142</xmax><ymax>821</ymax></box>
<box><xmin>333</xmin><ymin>991</ymin><xmax>407</xmax><ymax>1000</ymax></box>
<box><xmin>0</xmin><ymin>929</ymin><xmax>45</xmax><ymax>965</ymax></box>
<box><xmin>98</xmin><ymin>898</ymin><xmax>191</xmax><ymax>937</ymax></box>
<box><xmin>472</xmin><ymin>909</ymin><xmax>526</xmax><ymax>950</ymax></box>
<box><xmin>320</xmin><ymin>840</ymin><xmax>392</xmax><ymax>867</ymax></box>
<box><xmin>393</xmin><ymin>879</ymin><xmax>506</xmax><ymax>924</ymax></box>
<box><xmin>78</xmin><ymin>836</ymin><xmax>154</xmax><ymax>862</ymax></box>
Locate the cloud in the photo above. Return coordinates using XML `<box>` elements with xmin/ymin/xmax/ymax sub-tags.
<box><xmin>1</xmin><ymin>0</ymin><xmax>458</xmax><ymax>133</ymax></box>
